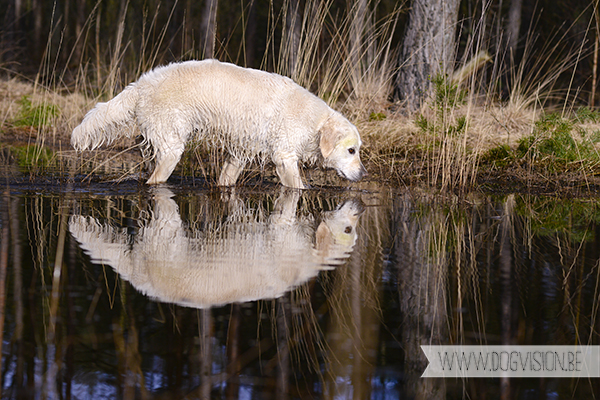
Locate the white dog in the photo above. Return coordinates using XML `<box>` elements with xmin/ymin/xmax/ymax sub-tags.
<box><xmin>71</xmin><ymin>59</ymin><xmax>367</xmax><ymax>188</ymax></box>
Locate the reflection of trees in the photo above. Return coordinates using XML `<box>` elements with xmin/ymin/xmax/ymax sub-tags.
<box><xmin>0</xmin><ymin>191</ymin><xmax>9</xmax><ymax>393</ymax></box>
<box><xmin>390</xmin><ymin>192</ymin><xmax>600</xmax><ymax>398</ymax></box>
<box><xmin>499</xmin><ymin>195</ymin><xmax>515</xmax><ymax>400</ymax></box>
<box><xmin>2</xmin><ymin>189</ymin><xmax>600</xmax><ymax>397</ymax></box>
<box><xmin>9</xmin><ymin>196</ymin><xmax>23</xmax><ymax>397</ymax></box>
<box><xmin>394</xmin><ymin>194</ymin><xmax>448</xmax><ymax>399</ymax></box>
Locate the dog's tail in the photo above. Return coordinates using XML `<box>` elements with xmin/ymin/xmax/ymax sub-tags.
<box><xmin>71</xmin><ymin>83</ymin><xmax>139</xmax><ymax>151</ymax></box>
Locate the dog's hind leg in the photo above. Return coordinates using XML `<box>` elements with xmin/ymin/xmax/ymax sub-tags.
<box><xmin>274</xmin><ymin>156</ymin><xmax>305</xmax><ymax>189</ymax></box>
<box><xmin>218</xmin><ymin>158</ymin><xmax>245</xmax><ymax>186</ymax></box>
<box><xmin>147</xmin><ymin>146</ymin><xmax>185</xmax><ymax>184</ymax></box>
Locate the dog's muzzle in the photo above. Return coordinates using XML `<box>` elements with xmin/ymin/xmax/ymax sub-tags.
<box><xmin>338</xmin><ymin>163</ymin><xmax>368</xmax><ymax>182</ymax></box>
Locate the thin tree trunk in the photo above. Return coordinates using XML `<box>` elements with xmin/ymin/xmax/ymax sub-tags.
<box><xmin>244</xmin><ymin>0</ymin><xmax>257</xmax><ymax>67</ymax></box>
<box><xmin>32</xmin><ymin>0</ymin><xmax>43</xmax><ymax>64</ymax></box>
<box><xmin>2</xmin><ymin>0</ymin><xmax>22</xmax><ymax>65</ymax></box>
<box><xmin>199</xmin><ymin>309</ymin><xmax>213</xmax><ymax>399</ymax></box>
<box><xmin>96</xmin><ymin>10</ymin><xmax>101</xmax><ymax>91</ymax></box>
<box><xmin>107</xmin><ymin>0</ymin><xmax>128</xmax><ymax>98</ymax></box>
<box><xmin>506</xmin><ymin>0</ymin><xmax>523</xmax><ymax>59</ymax></box>
<box><xmin>593</xmin><ymin>34</ymin><xmax>599</xmax><ymax>107</ymax></box>
<box><xmin>14</xmin><ymin>0</ymin><xmax>22</xmax><ymax>30</ymax></box>
<box><xmin>283</xmin><ymin>0</ymin><xmax>302</xmax><ymax>78</ymax></box>
<box><xmin>276</xmin><ymin>297</ymin><xmax>290</xmax><ymax>399</ymax></box>
<box><xmin>395</xmin><ymin>0</ymin><xmax>461</xmax><ymax>112</ymax></box>
<box><xmin>200</xmin><ymin>0</ymin><xmax>218</xmax><ymax>59</ymax></box>
<box><xmin>73</xmin><ymin>0</ymin><xmax>86</xmax><ymax>65</ymax></box>
<box><xmin>499</xmin><ymin>196</ymin><xmax>514</xmax><ymax>400</ymax></box>
<box><xmin>10</xmin><ymin>198</ymin><xmax>24</xmax><ymax>397</ymax></box>
<box><xmin>184</xmin><ymin>0</ymin><xmax>193</xmax><ymax>56</ymax></box>
<box><xmin>591</xmin><ymin>0</ymin><xmax>599</xmax><ymax>107</ymax></box>
<box><xmin>61</xmin><ymin>0</ymin><xmax>70</xmax><ymax>66</ymax></box>
<box><xmin>349</xmin><ymin>0</ymin><xmax>368</xmax><ymax>85</ymax></box>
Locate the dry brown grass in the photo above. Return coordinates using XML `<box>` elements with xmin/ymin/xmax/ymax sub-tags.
<box><xmin>0</xmin><ymin>78</ymin><xmax>88</xmax><ymax>147</ymax></box>
<box><xmin>344</xmin><ymin>96</ymin><xmax>540</xmax><ymax>187</ymax></box>
<box><xmin>451</xmin><ymin>101</ymin><xmax>538</xmax><ymax>150</ymax></box>
<box><xmin>0</xmin><ymin>75</ymin><xmax>590</xmax><ymax>189</ymax></box>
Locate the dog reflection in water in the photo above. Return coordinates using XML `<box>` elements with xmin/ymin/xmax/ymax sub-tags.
<box><xmin>69</xmin><ymin>188</ymin><xmax>364</xmax><ymax>309</ymax></box>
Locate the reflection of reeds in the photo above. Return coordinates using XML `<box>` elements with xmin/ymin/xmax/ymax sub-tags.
<box><xmin>3</xmin><ymin>186</ymin><xmax>600</xmax><ymax>396</ymax></box>
<box><xmin>320</xmin><ymin>188</ymin><xmax>389</xmax><ymax>396</ymax></box>
<box><xmin>112</xmin><ymin>291</ymin><xmax>149</xmax><ymax>400</ymax></box>
<box><xmin>0</xmin><ymin>192</ymin><xmax>10</xmax><ymax>393</ymax></box>
<box><xmin>396</xmin><ymin>192</ymin><xmax>600</xmax><ymax>395</ymax></box>
<box><xmin>392</xmin><ymin>193</ymin><xmax>450</xmax><ymax>397</ymax></box>
<box><xmin>43</xmin><ymin>194</ymin><xmax>70</xmax><ymax>398</ymax></box>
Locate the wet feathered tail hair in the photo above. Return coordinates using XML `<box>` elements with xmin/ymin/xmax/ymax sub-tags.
<box><xmin>71</xmin><ymin>84</ymin><xmax>139</xmax><ymax>151</ymax></box>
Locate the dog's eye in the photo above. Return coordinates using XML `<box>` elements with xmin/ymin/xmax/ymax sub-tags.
<box><xmin>348</xmin><ymin>148</ymin><xmax>356</xmax><ymax>155</ymax></box>
<box><xmin>344</xmin><ymin>226</ymin><xmax>352</xmax><ymax>234</ymax></box>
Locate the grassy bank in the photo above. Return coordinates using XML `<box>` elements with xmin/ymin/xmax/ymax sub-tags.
<box><xmin>3</xmin><ymin>74</ymin><xmax>600</xmax><ymax>194</ymax></box>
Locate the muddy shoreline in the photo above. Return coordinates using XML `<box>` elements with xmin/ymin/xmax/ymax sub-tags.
<box><xmin>3</xmin><ymin>148</ymin><xmax>600</xmax><ymax>199</ymax></box>
<box><xmin>3</xmin><ymin>124</ymin><xmax>600</xmax><ymax>198</ymax></box>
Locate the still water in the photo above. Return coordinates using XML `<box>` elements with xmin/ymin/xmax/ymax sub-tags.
<box><xmin>0</xmin><ymin>181</ymin><xmax>599</xmax><ymax>399</ymax></box>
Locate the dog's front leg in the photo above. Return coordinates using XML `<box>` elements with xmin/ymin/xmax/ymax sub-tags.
<box><xmin>147</xmin><ymin>146</ymin><xmax>185</xmax><ymax>184</ymax></box>
<box><xmin>218</xmin><ymin>158</ymin><xmax>246</xmax><ymax>186</ymax></box>
<box><xmin>275</xmin><ymin>156</ymin><xmax>305</xmax><ymax>189</ymax></box>
<box><xmin>270</xmin><ymin>188</ymin><xmax>301</xmax><ymax>224</ymax></box>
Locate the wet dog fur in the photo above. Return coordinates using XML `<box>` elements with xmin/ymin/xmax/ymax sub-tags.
<box><xmin>71</xmin><ymin>59</ymin><xmax>367</xmax><ymax>188</ymax></box>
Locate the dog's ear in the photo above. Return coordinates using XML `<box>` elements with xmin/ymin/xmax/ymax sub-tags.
<box><xmin>319</xmin><ymin>118</ymin><xmax>342</xmax><ymax>159</ymax></box>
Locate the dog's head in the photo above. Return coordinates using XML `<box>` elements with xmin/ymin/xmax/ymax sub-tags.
<box><xmin>315</xmin><ymin>199</ymin><xmax>365</xmax><ymax>264</ymax></box>
<box><xmin>319</xmin><ymin>112</ymin><xmax>367</xmax><ymax>182</ymax></box>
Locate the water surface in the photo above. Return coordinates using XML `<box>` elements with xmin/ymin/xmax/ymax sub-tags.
<box><xmin>1</xmin><ymin>181</ymin><xmax>599</xmax><ymax>399</ymax></box>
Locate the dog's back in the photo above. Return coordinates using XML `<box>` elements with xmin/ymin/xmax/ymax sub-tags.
<box><xmin>135</xmin><ymin>60</ymin><xmax>328</xmax><ymax>147</ymax></box>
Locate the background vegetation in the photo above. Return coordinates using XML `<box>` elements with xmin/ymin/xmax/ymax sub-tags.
<box><xmin>1</xmin><ymin>0</ymin><xmax>600</xmax><ymax>192</ymax></box>
<box><xmin>0</xmin><ymin>0</ymin><xmax>596</xmax><ymax>99</ymax></box>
